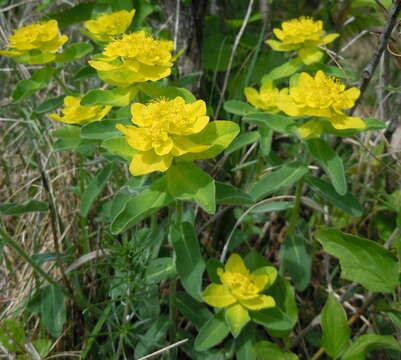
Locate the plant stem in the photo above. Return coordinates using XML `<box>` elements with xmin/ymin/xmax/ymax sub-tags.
<box><xmin>53</xmin><ymin>71</ymin><xmax>72</xmax><ymax>95</ymax></box>
<box><xmin>286</xmin><ymin>176</ymin><xmax>305</xmax><ymax>236</ymax></box>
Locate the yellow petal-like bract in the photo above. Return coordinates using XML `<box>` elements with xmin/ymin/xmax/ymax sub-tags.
<box><xmin>244</xmin><ymin>81</ymin><xmax>280</xmax><ymax>113</ymax></box>
<box><xmin>202</xmin><ymin>253</ymin><xmax>277</xmax><ymax>329</ymax></box>
<box><xmin>84</xmin><ymin>9</ymin><xmax>135</xmax><ymax>42</ymax></box>
<box><xmin>0</xmin><ymin>20</ymin><xmax>68</xmax><ymax>64</ymax></box>
<box><xmin>89</xmin><ymin>30</ymin><xmax>174</xmax><ymax>87</ymax></box>
<box><xmin>278</xmin><ymin>71</ymin><xmax>365</xmax><ymax>137</ymax></box>
<box><xmin>48</xmin><ymin>95</ymin><xmax>112</xmax><ymax>125</ymax></box>
<box><xmin>266</xmin><ymin>16</ymin><xmax>339</xmax><ymax>64</ymax></box>
<box><xmin>117</xmin><ymin>97</ymin><xmax>211</xmax><ymax>175</ymax></box>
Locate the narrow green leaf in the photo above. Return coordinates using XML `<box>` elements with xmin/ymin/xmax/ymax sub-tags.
<box><xmin>0</xmin><ymin>200</ymin><xmax>48</xmax><ymax>215</ymax></box>
<box><xmin>243</xmin><ymin>113</ymin><xmax>298</xmax><ymax>134</ymax></box>
<box><xmin>342</xmin><ymin>334</ymin><xmax>401</xmax><ymax>360</ymax></box>
<box><xmin>315</xmin><ymin>229</ymin><xmax>399</xmax><ymax>293</ymax></box>
<box><xmin>280</xmin><ymin>234</ymin><xmax>311</xmax><ymax>291</ymax></box>
<box><xmin>12</xmin><ymin>67</ymin><xmax>55</xmax><ymax>102</ymax></box>
<box><xmin>250</xmin><ymin>162</ymin><xmax>308</xmax><ymax>201</ymax></box>
<box><xmin>194</xmin><ymin>310</ymin><xmax>230</xmax><ymax>351</ymax></box>
<box><xmin>80</xmin><ymin>164</ymin><xmax>113</xmax><ymax>217</ymax></box>
<box><xmin>52</xmin><ymin>125</ymin><xmax>80</xmax><ymax>139</ymax></box>
<box><xmin>216</xmin><ymin>182</ymin><xmax>254</xmax><ymax>205</ymax></box>
<box><xmin>81</xmin><ymin>119</ymin><xmax>130</xmax><ymax>140</ymax></box>
<box><xmin>321</xmin><ymin>294</ymin><xmax>350</xmax><ymax>359</ymax></box>
<box><xmin>81</xmin><ymin>86</ymin><xmax>138</xmax><ymax>107</ymax></box>
<box><xmin>101</xmin><ymin>137</ymin><xmax>136</xmax><ymax>162</ymax></box>
<box><xmin>306</xmin><ymin>176</ymin><xmax>363</xmax><ymax>216</ymax></box>
<box><xmin>54</xmin><ymin>42</ymin><xmax>93</xmax><ymax>63</ymax></box>
<box><xmin>27</xmin><ymin>284</ymin><xmax>66</xmax><ymax>337</ymax></box>
<box><xmin>110</xmin><ymin>177</ymin><xmax>172</xmax><ymax>234</ymax></box>
<box><xmin>225</xmin><ymin>131</ymin><xmax>260</xmax><ymax>155</ymax></box>
<box><xmin>206</xmin><ymin>258</ymin><xmax>224</xmax><ymax>284</ymax></box>
<box><xmin>176</xmin><ymin>292</ymin><xmax>213</xmax><ymax>330</ymax></box>
<box><xmin>307</xmin><ymin>138</ymin><xmax>347</xmax><ymax>195</ymax></box>
<box><xmin>235</xmin><ymin>325</ymin><xmax>257</xmax><ymax>360</ymax></box>
<box><xmin>171</xmin><ymin>222</ymin><xmax>205</xmax><ymax>300</ymax></box>
<box><xmin>253</xmin><ymin>341</ymin><xmax>299</xmax><ymax>360</ymax></box>
<box><xmin>36</xmin><ymin>96</ymin><xmax>64</xmax><ymax>114</ymax></box>
<box><xmin>261</xmin><ymin>58</ymin><xmax>304</xmax><ymax>82</ymax></box>
<box><xmin>145</xmin><ymin>257</ymin><xmax>176</xmax><ymax>283</ymax></box>
<box><xmin>167</xmin><ymin>161</ymin><xmax>216</xmax><ymax>214</ymax></box>
<box><xmin>223</xmin><ymin>100</ymin><xmax>258</xmax><ymax>116</ymax></box>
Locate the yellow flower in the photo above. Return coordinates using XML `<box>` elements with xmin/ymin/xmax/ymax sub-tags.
<box><xmin>244</xmin><ymin>81</ymin><xmax>280</xmax><ymax>113</ymax></box>
<box><xmin>89</xmin><ymin>30</ymin><xmax>174</xmax><ymax>87</ymax></box>
<box><xmin>266</xmin><ymin>17</ymin><xmax>339</xmax><ymax>64</ymax></box>
<box><xmin>0</xmin><ymin>20</ymin><xmax>68</xmax><ymax>64</ymax></box>
<box><xmin>116</xmin><ymin>97</ymin><xmax>212</xmax><ymax>175</ymax></box>
<box><xmin>48</xmin><ymin>95</ymin><xmax>112</xmax><ymax>125</ymax></box>
<box><xmin>202</xmin><ymin>254</ymin><xmax>277</xmax><ymax>336</ymax></box>
<box><xmin>277</xmin><ymin>71</ymin><xmax>365</xmax><ymax>137</ymax></box>
<box><xmin>83</xmin><ymin>9</ymin><xmax>135</xmax><ymax>42</ymax></box>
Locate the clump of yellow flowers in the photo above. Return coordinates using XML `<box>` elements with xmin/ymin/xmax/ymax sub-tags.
<box><xmin>278</xmin><ymin>71</ymin><xmax>365</xmax><ymax>137</ymax></box>
<box><xmin>244</xmin><ymin>81</ymin><xmax>280</xmax><ymax>113</ymax></box>
<box><xmin>117</xmin><ymin>97</ymin><xmax>215</xmax><ymax>175</ymax></box>
<box><xmin>89</xmin><ymin>30</ymin><xmax>174</xmax><ymax>87</ymax></box>
<box><xmin>202</xmin><ymin>254</ymin><xmax>277</xmax><ymax>337</ymax></box>
<box><xmin>0</xmin><ymin>20</ymin><xmax>68</xmax><ymax>64</ymax></box>
<box><xmin>83</xmin><ymin>9</ymin><xmax>136</xmax><ymax>42</ymax></box>
<box><xmin>266</xmin><ymin>16</ymin><xmax>339</xmax><ymax>65</ymax></box>
<box><xmin>49</xmin><ymin>95</ymin><xmax>111</xmax><ymax>125</ymax></box>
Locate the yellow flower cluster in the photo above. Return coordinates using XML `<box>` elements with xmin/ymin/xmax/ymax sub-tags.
<box><xmin>83</xmin><ymin>10</ymin><xmax>135</xmax><ymax>42</ymax></box>
<box><xmin>89</xmin><ymin>30</ymin><xmax>174</xmax><ymax>87</ymax></box>
<box><xmin>49</xmin><ymin>95</ymin><xmax>111</xmax><ymax>125</ymax></box>
<box><xmin>266</xmin><ymin>17</ymin><xmax>338</xmax><ymax>64</ymax></box>
<box><xmin>116</xmin><ymin>97</ymin><xmax>212</xmax><ymax>175</ymax></box>
<box><xmin>0</xmin><ymin>20</ymin><xmax>68</xmax><ymax>64</ymax></box>
<box><xmin>244</xmin><ymin>81</ymin><xmax>280</xmax><ymax>113</ymax></box>
<box><xmin>202</xmin><ymin>254</ymin><xmax>277</xmax><ymax>335</ymax></box>
<box><xmin>278</xmin><ymin>71</ymin><xmax>365</xmax><ymax>137</ymax></box>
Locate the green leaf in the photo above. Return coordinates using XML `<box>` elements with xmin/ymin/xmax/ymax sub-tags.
<box><xmin>236</xmin><ymin>325</ymin><xmax>257</xmax><ymax>360</ymax></box>
<box><xmin>342</xmin><ymin>334</ymin><xmax>401</xmax><ymax>360</ymax></box>
<box><xmin>54</xmin><ymin>42</ymin><xmax>93</xmax><ymax>63</ymax></box>
<box><xmin>81</xmin><ymin>86</ymin><xmax>138</xmax><ymax>107</ymax></box>
<box><xmin>36</xmin><ymin>96</ymin><xmax>64</xmax><ymax>114</ymax></box>
<box><xmin>134</xmin><ymin>316</ymin><xmax>169</xmax><ymax>358</ymax></box>
<box><xmin>80</xmin><ymin>164</ymin><xmax>113</xmax><ymax>217</ymax></box>
<box><xmin>216</xmin><ymin>182</ymin><xmax>254</xmax><ymax>205</ymax></box>
<box><xmin>244</xmin><ymin>113</ymin><xmax>298</xmax><ymax>134</ymax></box>
<box><xmin>280</xmin><ymin>234</ymin><xmax>311</xmax><ymax>291</ymax></box>
<box><xmin>250</xmin><ymin>277</ymin><xmax>298</xmax><ymax>337</ymax></box>
<box><xmin>258</xmin><ymin>122</ymin><xmax>273</xmax><ymax>156</ymax></box>
<box><xmin>81</xmin><ymin>119</ymin><xmax>130</xmax><ymax>140</ymax></box>
<box><xmin>101</xmin><ymin>137</ymin><xmax>136</xmax><ymax>162</ymax></box>
<box><xmin>110</xmin><ymin>177</ymin><xmax>172</xmax><ymax>234</ymax></box>
<box><xmin>202</xmin><ymin>34</ymin><xmax>234</xmax><ymax>71</ymax></box>
<box><xmin>167</xmin><ymin>161</ymin><xmax>216</xmax><ymax>213</ymax></box>
<box><xmin>250</xmin><ymin>162</ymin><xmax>308</xmax><ymax>201</ymax></box>
<box><xmin>306</xmin><ymin>138</ymin><xmax>347</xmax><ymax>195</ymax></box>
<box><xmin>12</xmin><ymin>67</ymin><xmax>55</xmax><ymax>102</ymax></box>
<box><xmin>225</xmin><ymin>303</ymin><xmax>250</xmax><ymax>337</ymax></box>
<box><xmin>171</xmin><ymin>222</ymin><xmax>206</xmax><ymax>300</ymax></box>
<box><xmin>315</xmin><ymin>229</ymin><xmax>399</xmax><ymax>293</ymax></box>
<box><xmin>223</xmin><ymin>100</ymin><xmax>258</xmax><ymax>116</ymax></box>
<box><xmin>194</xmin><ymin>310</ymin><xmax>230</xmax><ymax>351</ymax></box>
<box><xmin>0</xmin><ymin>320</ymin><xmax>25</xmax><ymax>352</ymax></box>
<box><xmin>261</xmin><ymin>58</ymin><xmax>304</xmax><ymax>82</ymax></box>
<box><xmin>306</xmin><ymin>176</ymin><xmax>363</xmax><ymax>216</ymax></box>
<box><xmin>145</xmin><ymin>257</ymin><xmax>176</xmax><ymax>283</ymax></box>
<box><xmin>73</xmin><ymin>65</ymin><xmax>97</xmax><ymax>81</ymax></box>
<box><xmin>0</xmin><ymin>200</ymin><xmax>48</xmax><ymax>215</ymax></box>
<box><xmin>176</xmin><ymin>292</ymin><xmax>213</xmax><ymax>330</ymax></box>
<box><xmin>321</xmin><ymin>294</ymin><xmax>350</xmax><ymax>359</ymax></box>
<box><xmin>181</xmin><ymin>121</ymin><xmax>240</xmax><ymax>160</ymax></box>
<box><xmin>225</xmin><ymin>131</ymin><xmax>260</xmax><ymax>156</ymax></box>
<box><xmin>322</xmin><ymin>117</ymin><xmax>387</xmax><ymax>136</ymax></box>
<box><xmin>253</xmin><ymin>341</ymin><xmax>299</xmax><ymax>360</ymax></box>
<box><xmin>52</xmin><ymin>125</ymin><xmax>80</xmax><ymax>139</ymax></box>
<box><xmin>139</xmin><ymin>82</ymin><xmax>196</xmax><ymax>103</ymax></box>
<box><xmin>27</xmin><ymin>284</ymin><xmax>66</xmax><ymax>337</ymax></box>
<box><xmin>251</xmin><ymin>201</ymin><xmax>293</xmax><ymax>213</ymax></box>
<box><xmin>48</xmin><ymin>2</ymin><xmax>95</xmax><ymax>29</ymax></box>
<box><xmin>206</xmin><ymin>258</ymin><xmax>224</xmax><ymax>284</ymax></box>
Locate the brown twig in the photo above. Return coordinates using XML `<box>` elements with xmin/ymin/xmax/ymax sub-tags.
<box><xmin>350</xmin><ymin>0</ymin><xmax>401</xmax><ymax>115</ymax></box>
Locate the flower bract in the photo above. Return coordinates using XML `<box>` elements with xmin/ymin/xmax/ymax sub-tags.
<box><xmin>277</xmin><ymin>71</ymin><xmax>365</xmax><ymax>137</ymax></box>
<box><xmin>0</xmin><ymin>20</ymin><xmax>68</xmax><ymax>64</ymax></box>
<box><xmin>48</xmin><ymin>95</ymin><xmax>111</xmax><ymax>125</ymax></box>
<box><xmin>202</xmin><ymin>253</ymin><xmax>277</xmax><ymax>336</ymax></box>
<box><xmin>89</xmin><ymin>30</ymin><xmax>174</xmax><ymax>87</ymax></box>
<box><xmin>266</xmin><ymin>17</ymin><xmax>339</xmax><ymax>64</ymax></box>
<box><xmin>83</xmin><ymin>10</ymin><xmax>135</xmax><ymax>42</ymax></box>
<box><xmin>244</xmin><ymin>81</ymin><xmax>280</xmax><ymax>113</ymax></box>
<box><xmin>116</xmin><ymin>96</ymin><xmax>239</xmax><ymax>176</ymax></box>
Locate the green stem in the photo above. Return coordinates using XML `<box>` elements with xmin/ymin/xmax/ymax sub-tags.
<box><xmin>286</xmin><ymin>176</ymin><xmax>305</xmax><ymax>236</ymax></box>
<box><xmin>52</xmin><ymin>71</ymin><xmax>72</xmax><ymax>95</ymax></box>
